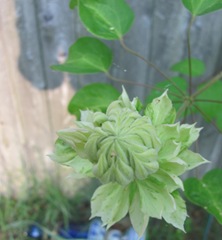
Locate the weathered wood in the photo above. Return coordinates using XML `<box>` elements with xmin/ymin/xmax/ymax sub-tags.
<box><xmin>0</xmin><ymin>0</ymin><xmax>222</xmax><ymax>194</ymax></box>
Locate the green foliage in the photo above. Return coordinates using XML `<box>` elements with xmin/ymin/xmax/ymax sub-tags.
<box><xmin>69</xmin><ymin>0</ymin><xmax>78</xmax><ymax>9</ymax></box>
<box><xmin>171</xmin><ymin>58</ymin><xmax>205</xmax><ymax>77</ymax></box>
<box><xmin>68</xmin><ymin>83</ymin><xmax>120</xmax><ymax>119</ymax></box>
<box><xmin>195</xmin><ymin>81</ymin><xmax>222</xmax><ymax>131</ymax></box>
<box><xmin>51</xmin><ymin>37</ymin><xmax>113</xmax><ymax>74</ymax></box>
<box><xmin>182</xmin><ymin>0</ymin><xmax>222</xmax><ymax>15</ymax></box>
<box><xmin>78</xmin><ymin>0</ymin><xmax>134</xmax><ymax>39</ymax></box>
<box><xmin>146</xmin><ymin>77</ymin><xmax>187</xmax><ymax>111</ymax></box>
<box><xmin>184</xmin><ymin>169</ymin><xmax>222</xmax><ymax>224</ymax></box>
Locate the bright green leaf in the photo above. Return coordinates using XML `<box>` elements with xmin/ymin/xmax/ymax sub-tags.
<box><xmin>79</xmin><ymin>0</ymin><xmax>134</xmax><ymax>39</ymax></box>
<box><xmin>195</xmin><ymin>81</ymin><xmax>222</xmax><ymax>131</ymax></box>
<box><xmin>69</xmin><ymin>0</ymin><xmax>78</xmax><ymax>9</ymax></box>
<box><xmin>182</xmin><ymin>0</ymin><xmax>222</xmax><ymax>16</ymax></box>
<box><xmin>171</xmin><ymin>58</ymin><xmax>205</xmax><ymax>77</ymax></box>
<box><xmin>51</xmin><ymin>37</ymin><xmax>113</xmax><ymax>74</ymax></box>
<box><xmin>68</xmin><ymin>83</ymin><xmax>120</xmax><ymax>119</ymax></box>
<box><xmin>146</xmin><ymin>77</ymin><xmax>187</xmax><ymax>111</ymax></box>
<box><xmin>184</xmin><ymin>169</ymin><xmax>222</xmax><ymax>224</ymax></box>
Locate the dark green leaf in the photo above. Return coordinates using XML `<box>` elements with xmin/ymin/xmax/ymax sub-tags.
<box><xmin>68</xmin><ymin>83</ymin><xmax>120</xmax><ymax>118</ymax></box>
<box><xmin>51</xmin><ymin>37</ymin><xmax>113</xmax><ymax>74</ymax></box>
<box><xmin>195</xmin><ymin>81</ymin><xmax>222</xmax><ymax>131</ymax></box>
<box><xmin>182</xmin><ymin>0</ymin><xmax>222</xmax><ymax>16</ymax></box>
<box><xmin>69</xmin><ymin>0</ymin><xmax>78</xmax><ymax>9</ymax></box>
<box><xmin>79</xmin><ymin>0</ymin><xmax>134</xmax><ymax>39</ymax></box>
<box><xmin>184</xmin><ymin>169</ymin><xmax>222</xmax><ymax>224</ymax></box>
<box><xmin>146</xmin><ymin>77</ymin><xmax>187</xmax><ymax>111</ymax></box>
<box><xmin>171</xmin><ymin>58</ymin><xmax>205</xmax><ymax>77</ymax></box>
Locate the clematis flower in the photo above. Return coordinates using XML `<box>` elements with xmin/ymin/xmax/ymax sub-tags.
<box><xmin>50</xmin><ymin>88</ymin><xmax>208</xmax><ymax>236</ymax></box>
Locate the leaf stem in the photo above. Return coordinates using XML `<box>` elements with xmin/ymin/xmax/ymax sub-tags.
<box><xmin>187</xmin><ymin>16</ymin><xmax>195</xmax><ymax>96</ymax></box>
<box><xmin>106</xmin><ymin>72</ymin><xmax>182</xmax><ymax>98</ymax></box>
<box><xmin>176</xmin><ymin>101</ymin><xmax>190</xmax><ymax>120</ymax></box>
<box><xmin>194</xmin><ymin>99</ymin><xmax>222</xmax><ymax>104</ymax></box>
<box><xmin>193</xmin><ymin>103</ymin><xmax>222</xmax><ymax>133</ymax></box>
<box><xmin>119</xmin><ymin>39</ymin><xmax>186</xmax><ymax>97</ymax></box>
<box><xmin>192</xmin><ymin>71</ymin><xmax>222</xmax><ymax>98</ymax></box>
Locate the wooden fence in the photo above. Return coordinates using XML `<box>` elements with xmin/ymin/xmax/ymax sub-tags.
<box><xmin>0</xmin><ymin>0</ymin><xmax>222</xmax><ymax>194</ymax></box>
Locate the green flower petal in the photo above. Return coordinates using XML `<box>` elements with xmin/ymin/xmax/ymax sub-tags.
<box><xmin>162</xmin><ymin>191</ymin><xmax>187</xmax><ymax>232</ymax></box>
<box><xmin>129</xmin><ymin>187</ymin><xmax>149</xmax><ymax>237</ymax></box>
<box><xmin>90</xmin><ymin>183</ymin><xmax>130</xmax><ymax>229</ymax></box>
<box><xmin>49</xmin><ymin>138</ymin><xmax>77</xmax><ymax>164</ymax></box>
<box><xmin>179</xmin><ymin>149</ymin><xmax>209</xmax><ymax>170</ymax></box>
<box><xmin>145</xmin><ymin>91</ymin><xmax>176</xmax><ymax>125</ymax></box>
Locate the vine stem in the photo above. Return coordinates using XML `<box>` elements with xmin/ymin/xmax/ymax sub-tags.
<box><xmin>187</xmin><ymin>16</ymin><xmax>195</xmax><ymax>96</ymax></box>
<box><xmin>194</xmin><ymin>99</ymin><xmax>222</xmax><ymax>104</ymax></box>
<box><xmin>193</xmin><ymin>103</ymin><xmax>222</xmax><ymax>133</ymax></box>
<box><xmin>192</xmin><ymin>70</ymin><xmax>222</xmax><ymax>98</ymax></box>
<box><xmin>119</xmin><ymin>38</ymin><xmax>186</xmax><ymax>97</ymax></box>
<box><xmin>176</xmin><ymin>101</ymin><xmax>190</xmax><ymax>120</ymax></box>
<box><xmin>106</xmin><ymin>72</ymin><xmax>183</xmax><ymax>98</ymax></box>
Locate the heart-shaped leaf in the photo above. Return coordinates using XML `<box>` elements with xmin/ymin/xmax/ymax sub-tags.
<box><xmin>51</xmin><ymin>37</ymin><xmax>113</xmax><ymax>74</ymax></box>
<box><xmin>68</xmin><ymin>83</ymin><xmax>120</xmax><ymax>119</ymax></box>
<box><xmin>182</xmin><ymin>0</ymin><xmax>222</xmax><ymax>16</ymax></box>
<box><xmin>79</xmin><ymin>0</ymin><xmax>134</xmax><ymax>39</ymax></box>
<box><xmin>171</xmin><ymin>58</ymin><xmax>205</xmax><ymax>77</ymax></box>
<box><xmin>184</xmin><ymin>169</ymin><xmax>222</xmax><ymax>224</ymax></box>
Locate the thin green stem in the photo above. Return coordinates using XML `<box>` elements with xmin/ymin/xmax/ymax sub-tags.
<box><xmin>194</xmin><ymin>99</ymin><xmax>222</xmax><ymax>104</ymax></box>
<box><xmin>106</xmin><ymin>72</ymin><xmax>183</xmax><ymax>99</ymax></box>
<box><xmin>193</xmin><ymin>103</ymin><xmax>222</xmax><ymax>133</ymax></box>
<box><xmin>119</xmin><ymin>38</ymin><xmax>186</xmax><ymax>97</ymax></box>
<box><xmin>187</xmin><ymin>16</ymin><xmax>195</xmax><ymax>95</ymax></box>
<box><xmin>176</xmin><ymin>101</ymin><xmax>190</xmax><ymax>120</ymax></box>
<box><xmin>192</xmin><ymin>71</ymin><xmax>222</xmax><ymax>98</ymax></box>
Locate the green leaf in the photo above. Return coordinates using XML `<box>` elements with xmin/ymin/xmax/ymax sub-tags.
<box><xmin>79</xmin><ymin>0</ymin><xmax>134</xmax><ymax>39</ymax></box>
<box><xmin>69</xmin><ymin>0</ymin><xmax>78</xmax><ymax>9</ymax></box>
<box><xmin>195</xmin><ymin>81</ymin><xmax>222</xmax><ymax>131</ymax></box>
<box><xmin>51</xmin><ymin>37</ymin><xmax>113</xmax><ymax>74</ymax></box>
<box><xmin>171</xmin><ymin>58</ymin><xmax>205</xmax><ymax>77</ymax></box>
<box><xmin>68</xmin><ymin>83</ymin><xmax>120</xmax><ymax>118</ymax></box>
<box><xmin>182</xmin><ymin>0</ymin><xmax>222</xmax><ymax>16</ymax></box>
<box><xmin>146</xmin><ymin>77</ymin><xmax>187</xmax><ymax>111</ymax></box>
<box><xmin>184</xmin><ymin>169</ymin><xmax>222</xmax><ymax>224</ymax></box>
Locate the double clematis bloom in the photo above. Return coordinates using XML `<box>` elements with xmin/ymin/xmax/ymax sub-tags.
<box><xmin>50</xmin><ymin>88</ymin><xmax>208</xmax><ymax>236</ymax></box>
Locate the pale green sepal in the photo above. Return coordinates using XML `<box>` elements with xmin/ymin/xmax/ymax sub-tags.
<box><xmin>145</xmin><ymin>91</ymin><xmax>176</xmax><ymax>125</ymax></box>
<box><xmin>179</xmin><ymin>149</ymin><xmax>209</xmax><ymax>170</ymax></box>
<box><xmin>49</xmin><ymin>138</ymin><xmax>77</xmax><ymax>164</ymax></box>
<box><xmin>152</xmin><ymin>169</ymin><xmax>184</xmax><ymax>192</ymax></box>
<box><xmin>66</xmin><ymin>155</ymin><xmax>94</xmax><ymax>178</ymax></box>
<box><xmin>129</xmin><ymin>189</ymin><xmax>149</xmax><ymax>237</ymax></box>
<box><xmin>57</xmin><ymin>128</ymin><xmax>90</xmax><ymax>158</ymax></box>
<box><xmin>162</xmin><ymin>191</ymin><xmax>187</xmax><ymax>232</ymax></box>
<box><xmin>178</xmin><ymin>124</ymin><xmax>201</xmax><ymax>148</ymax></box>
<box><xmin>90</xmin><ymin>183</ymin><xmax>130</xmax><ymax>229</ymax></box>
<box><xmin>156</xmin><ymin>123</ymin><xmax>180</xmax><ymax>142</ymax></box>
<box><xmin>158</xmin><ymin>140</ymin><xmax>181</xmax><ymax>160</ymax></box>
<box><xmin>136</xmin><ymin>178</ymin><xmax>176</xmax><ymax>219</ymax></box>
